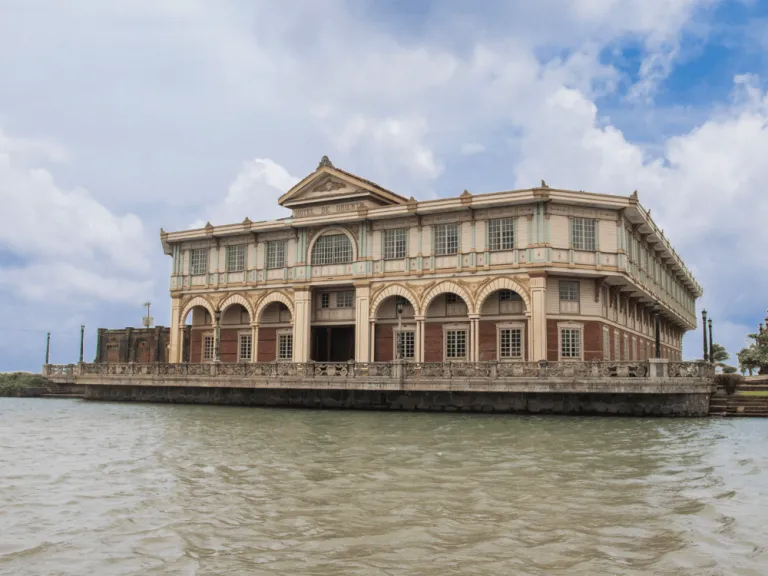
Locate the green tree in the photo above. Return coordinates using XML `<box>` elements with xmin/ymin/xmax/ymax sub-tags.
<box><xmin>710</xmin><ymin>343</ymin><xmax>730</xmax><ymax>364</ymax></box>
<box><xmin>738</xmin><ymin>329</ymin><xmax>768</xmax><ymax>375</ymax></box>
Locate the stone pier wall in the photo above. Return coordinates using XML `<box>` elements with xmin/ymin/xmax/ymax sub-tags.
<box><xmin>83</xmin><ymin>385</ymin><xmax>711</xmax><ymax>416</ymax></box>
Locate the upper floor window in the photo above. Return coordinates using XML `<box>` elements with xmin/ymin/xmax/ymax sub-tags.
<box><xmin>190</xmin><ymin>248</ymin><xmax>208</xmax><ymax>275</ymax></box>
<box><xmin>571</xmin><ymin>218</ymin><xmax>596</xmax><ymax>251</ymax></box>
<box><xmin>312</xmin><ymin>234</ymin><xmax>352</xmax><ymax>265</ymax></box>
<box><xmin>320</xmin><ymin>293</ymin><xmax>330</xmax><ymax>308</ymax></box>
<box><xmin>226</xmin><ymin>245</ymin><xmax>245</xmax><ymax>272</ymax></box>
<box><xmin>336</xmin><ymin>291</ymin><xmax>354</xmax><ymax>308</ymax></box>
<box><xmin>434</xmin><ymin>223</ymin><xmax>459</xmax><ymax>256</ymax></box>
<box><xmin>267</xmin><ymin>240</ymin><xmax>286</xmax><ymax>269</ymax></box>
<box><xmin>488</xmin><ymin>218</ymin><xmax>515</xmax><ymax>251</ymax></box>
<box><xmin>384</xmin><ymin>228</ymin><xmax>407</xmax><ymax>259</ymax></box>
<box><xmin>499</xmin><ymin>290</ymin><xmax>518</xmax><ymax>301</ymax></box>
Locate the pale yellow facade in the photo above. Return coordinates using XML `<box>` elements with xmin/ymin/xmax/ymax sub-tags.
<box><xmin>162</xmin><ymin>157</ymin><xmax>701</xmax><ymax>365</ymax></box>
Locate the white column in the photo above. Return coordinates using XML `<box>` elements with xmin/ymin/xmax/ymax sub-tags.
<box><xmin>169</xmin><ymin>298</ymin><xmax>181</xmax><ymax>362</ymax></box>
<box><xmin>213</xmin><ymin>315</ymin><xmax>221</xmax><ymax>363</ymax></box>
<box><xmin>530</xmin><ymin>275</ymin><xmax>548</xmax><ymax>361</ymax></box>
<box><xmin>251</xmin><ymin>323</ymin><xmax>259</xmax><ymax>363</ymax></box>
<box><xmin>369</xmin><ymin>320</ymin><xmax>375</xmax><ymax>362</ymax></box>
<box><xmin>469</xmin><ymin>315</ymin><xmax>480</xmax><ymax>362</ymax></box>
<box><xmin>177</xmin><ymin>324</ymin><xmax>185</xmax><ymax>363</ymax></box>
<box><xmin>417</xmin><ymin>316</ymin><xmax>426</xmax><ymax>363</ymax></box>
<box><xmin>293</xmin><ymin>288</ymin><xmax>312</xmax><ymax>362</ymax></box>
<box><xmin>355</xmin><ymin>284</ymin><xmax>371</xmax><ymax>362</ymax></box>
<box><xmin>415</xmin><ymin>317</ymin><xmax>424</xmax><ymax>363</ymax></box>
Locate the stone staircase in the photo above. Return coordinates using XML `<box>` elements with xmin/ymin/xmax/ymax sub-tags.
<box><xmin>42</xmin><ymin>381</ymin><xmax>85</xmax><ymax>399</ymax></box>
<box><xmin>709</xmin><ymin>390</ymin><xmax>768</xmax><ymax>418</ymax></box>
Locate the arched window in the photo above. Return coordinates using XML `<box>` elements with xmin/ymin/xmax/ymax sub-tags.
<box><xmin>312</xmin><ymin>234</ymin><xmax>352</xmax><ymax>265</ymax></box>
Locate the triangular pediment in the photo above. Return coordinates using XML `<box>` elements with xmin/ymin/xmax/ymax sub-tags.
<box><xmin>279</xmin><ymin>157</ymin><xmax>408</xmax><ymax>214</ymax></box>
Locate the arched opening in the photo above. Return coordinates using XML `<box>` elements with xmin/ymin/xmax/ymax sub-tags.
<box><xmin>258</xmin><ymin>301</ymin><xmax>293</xmax><ymax>362</ymax></box>
<box><xmin>424</xmin><ymin>292</ymin><xmax>470</xmax><ymax>362</ymax></box>
<box><xmin>183</xmin><ymin>305</ymin><xmax>214</xmax><ymax>363</ymax></box>
<box><xmin>311</xmin><ymin>233</ymin><xmax>353</xmax><ymax>265</ymax></box>
<box><xmin>478</xmin><ymin>289</ymin><xmax>528</xmax><ymax>361</ymax></box>
<box><xmin>372</xmin><ymin>294</ymin><xmax>416</xmax><ymax>361</ymax></box>
<box><xmin>219</xmin><ymin>303</ymin><xmax>252</xmax><ymax>363</ymax></box>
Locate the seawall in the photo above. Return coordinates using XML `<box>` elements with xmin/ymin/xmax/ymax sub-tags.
<box><xmin>83</xmin><ymin>385</ymin><xmax>711</xmax><ymax>416</ymax></box>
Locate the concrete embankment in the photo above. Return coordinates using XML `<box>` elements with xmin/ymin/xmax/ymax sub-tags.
<box><xmin>84</xmin><ymin>385</ymin><xmax>712</xmax><ymax>416</ymax></box>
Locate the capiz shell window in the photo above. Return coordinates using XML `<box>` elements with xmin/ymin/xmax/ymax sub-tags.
<box><xmin>312</xmin><ymin>234</ymin><xmax>353</xmax><ymax>265</ymax></box>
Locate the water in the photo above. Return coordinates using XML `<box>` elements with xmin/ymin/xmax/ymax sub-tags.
<box><xmin>1</xmin><ymin>399</ymin><xmax>767</xmax><ymax>575</ymax></box>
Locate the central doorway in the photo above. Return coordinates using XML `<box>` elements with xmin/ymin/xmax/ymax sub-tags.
<box><xmin>311</xmin><ymin>326</ymin><xmax>355</xmax><ymax>362</ymax></box>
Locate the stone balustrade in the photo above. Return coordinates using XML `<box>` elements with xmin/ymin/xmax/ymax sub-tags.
<box><xmin>43</xmin><ymin>360</ymin><xmax>715</xmax><ymax>381</ymax></box>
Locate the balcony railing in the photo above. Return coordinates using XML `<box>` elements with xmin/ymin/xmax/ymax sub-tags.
<box><xmin>44</xmin><ymin>360</ymin><xmax>715</xmax><ymax>380</ymax></box>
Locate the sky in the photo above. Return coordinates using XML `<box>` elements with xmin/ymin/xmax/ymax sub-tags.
<box><xmin>1</xmin><ymin>0</ymin><xmax>768</xmax><ymax>371</ymax></box>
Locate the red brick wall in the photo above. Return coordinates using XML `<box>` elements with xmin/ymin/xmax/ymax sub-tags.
<box><xmin>424</xmin><ymin>323</ymin><xmax>444</xmax><ymax>362</ymax></box>
<box><xmin>375</xmin><ymin>324</ymin><xmax>394</xmax><ymax>362</ymax></box>
<box><xmin>547</xmin><ymin>320</ymin><xmax>558</xmax><ymax>362</ymax></box>
<box><xmin>220</xmin><ymin>329</ymin><xmax>239</xmax><ymax>363</ymax></box>
<box><xmin>190</xmin><ymin>330</ymin><xmax>203</xmax><ymax>363</ymax></box>
<box><xmin>258</xmin><ymin>327</ymin><xmax>277</xmax><ymax>362</ymax></box>
<box><xmin>583</xmin><ymin>322</ymin><xmax>603</xmax><ymax>361</ymax></box>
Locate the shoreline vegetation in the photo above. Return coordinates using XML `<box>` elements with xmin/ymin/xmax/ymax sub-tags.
<box><xmin>0</xmin><ymin>372</ymin><xmax>49</xmax><ymax>397</ymax></box>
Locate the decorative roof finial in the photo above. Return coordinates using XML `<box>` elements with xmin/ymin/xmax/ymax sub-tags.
<box><xmin>318</xmin><ymin>155</ymin><xmax>333</xmax><ymax>169</ymax></box>
<box><xmin>630</xmin><ymin>190</ymin><xmax>638</xmax><ymax>200</ymax></box>
<box><xmin>541</xmin><ymin>179</ymin><xmax>549</xmax><ymax>188</ymax></box>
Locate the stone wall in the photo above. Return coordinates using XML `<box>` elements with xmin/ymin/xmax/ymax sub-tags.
<box><xmin>97</xmin><ymin>327</ymin><xmax>171</xmax><ymax>364</ymax></box>
<box><xmin>84</xmin><ymin>385</ymin><xmax>710</xmax><ymax>416</ymax></box>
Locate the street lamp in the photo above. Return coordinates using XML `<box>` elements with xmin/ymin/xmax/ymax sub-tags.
<box><xmin>214</xmin><ymin>309</ymin><xmax>222</xmax><ymax>363</ymax></box>
<box><xmin>702</xmin><ymin>309</ymin><xmax>709</xmax><ymax>362</ymax></box>
<box><xmin>396</xmin><ymin>301</ymin><xmax>404</xmax><ymax>360</ymax></box>
<box><xmin>708</xmin><ymin>318</ymin><xmax>714</xmax><ymax>365</ymax></box>
<box><xmin>79</xmin><ymin>325</ymin><xmax>85</xmax><ymax>364</ymax></box>
<box><xmin>653</xmin><ymin>301</ymin><xmax>661</xmax><ymax>359</ymax></box>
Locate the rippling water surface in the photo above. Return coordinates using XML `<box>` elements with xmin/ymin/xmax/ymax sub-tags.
<box><xmin>1</xmin><ymin>399</ymin><xmax>768</xmax><ymax>575</ymax></box>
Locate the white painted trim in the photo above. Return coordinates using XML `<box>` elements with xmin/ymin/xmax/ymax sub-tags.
<box><xmin>496</xmin><ymin>322</ymin><xmax>525</xmax><ymax>361</ymax></box>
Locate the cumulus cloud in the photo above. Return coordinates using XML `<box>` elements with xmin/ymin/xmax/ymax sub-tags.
<box><xmin>0</xmin><ymin>0</ymin><xmax>761</xmax><ymax>368</ymax></box>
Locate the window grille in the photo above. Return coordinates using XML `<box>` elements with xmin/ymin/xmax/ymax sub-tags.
<box><xmin>488</xmin><ymin>218</ymin><xmax>515</xmax><ymax>251</ymax></box>
<box><xmin>614</xmin><ymin>332</ymin><xmax>620</xmax><ymax>360</ymax></box>
<box><xmin>559</xmin><ymin>281</ymin><xmax>579</xmax><ymax>301</ymax></box>
<box><xmin>278</xmin><ymin>333</ymin><xmax>293</xmax><ymax>361</ymax></box>
<box><xmin>445</xmin><ymin>330</ymin><xmax>467</xmax><ymax>359</ymax></box>
<box><xmin>499</xmin><ymin>328</ymin><xmax>522</xmax><ymax>359</ymax></box>
<box><xmin>336</xmin><ymin>291</ymin><xmax>354</xmax><ymax>308</ymax></box>
<box><xmin>571</xmin><ymin>218</ymin><xmax>596</xmax><ymax>251</ymax></box>
<box><xmin>226</xmin><ymin>245</ymin><xmax>245</xmax><ymax>272</ymax></box>
<box><xmin>434</xmin><ymin>223</ymin><xmax>459</xmax><ymax>256</ymax></box>
<box><xmin>190</xmin><ymin>248</ymin><xmax>209</xmax><ymax>275</ymax></box>
<box><xmin>320</xmin><ymin>293</ymin><xmax>330</xmax><ymax>308</ymax></box>
<box><xmin>603</xmin><ymin>329</ymin><xmax>611</xmax><ymax>360</ymax></box>
<box><xmin>395</xmin><ymin>331</ymin><xmax>415</xmax><ymax>360</ymax></box>
<box><xmin>312</xmin><ymin>234</ymin><xmax>352</xmax><ymax>265</ymax></box>
<box><xmin>203</xmin><ymin>335</ymin><xmax>214</xmax><ymax>361</ymax></box>
<box><xmin>561</xmin><ymin>328</ymin><xmax>581</xmax><ymax>359</ymax></box>
<box><xmin>238</xmin><ymin>333</ymin><xmax>252</xmax><ymax>361</ymax></box>
<box><xmin>266</xmin><ymin>240</ymin><xmax>286</xmax><ymax>269</ymax></box>
<box><xmin>384</xmin><ymin>228</ymin><xmax>407</xmax><ymax>259</ymax></box>
<box><xmin>623</xmin><ymin>335</ymin><xmax>630</xmax><ymax>361</ymax></box>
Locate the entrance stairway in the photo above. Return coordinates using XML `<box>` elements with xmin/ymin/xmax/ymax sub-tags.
<box><xmin>42</xmin><ymin>381</ymin><xmax>85</xmax><ymax>399</ymax></box>
<box><xmin>709</xmin><ymin>391</ymin><xmax>768</xmax><ymax>417</ymax></box>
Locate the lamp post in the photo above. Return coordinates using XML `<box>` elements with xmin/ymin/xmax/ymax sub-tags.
<box><xmin>214</xmin><ymin>309</ymin><xmax>221</xmax><ymax>363</ymax></box>
<box><xmin>653</xmin><ymin>301</ymin><xmax>661</xmax><ymax>359</ymax></box>
<box><xmin>396</xmin><ymin>301</ymin><xmax>403</xmax><ymax>360</ymax></box>
<box><xmin>79</xmin><ymin>325</ymin><xmax>85</xmax><ymax>364</ymax></box>
<box><xmin>702</xmin><ymin>309</ymin><xmax>709</xmax><ymax>362</ymax></box>
<box><xmin>708</xmin><ymin>318</ymin><xmax>714</xmax><ymax>365</ymax></box>
<box><xmin>45</xmin><ymin>332</ymin><xmax>51</xmax><ymax>365</ymax></box>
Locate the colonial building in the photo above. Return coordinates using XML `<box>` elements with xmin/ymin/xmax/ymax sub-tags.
<box><xmin>161</xmin><ymin>156</ymin><xmax>701</xmax><ymax>366</ymax></box>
